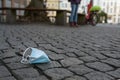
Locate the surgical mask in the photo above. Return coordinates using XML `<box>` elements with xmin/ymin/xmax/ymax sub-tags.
<box><xmin>21</xmin><ymin>47</ymin><xmax>50</xmax><ymax>64</ymax></box>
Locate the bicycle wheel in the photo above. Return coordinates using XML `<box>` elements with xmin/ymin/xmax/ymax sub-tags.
<box><xmin>91</xmin><ymin>14</ymin><xmax>98</xmax><ymax>26</ymax></box>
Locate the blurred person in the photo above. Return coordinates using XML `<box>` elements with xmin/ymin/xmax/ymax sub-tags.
<box><xmin>68</xmin><ymin>0</ymin><xmax>81</xmax><ymax>27</ymax></box>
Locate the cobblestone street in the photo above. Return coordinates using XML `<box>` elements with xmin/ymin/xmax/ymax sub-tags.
<box><xmin>0</xmin><ymin>23</ymin><xmax>120</xmax><ymax>80</ymax></box>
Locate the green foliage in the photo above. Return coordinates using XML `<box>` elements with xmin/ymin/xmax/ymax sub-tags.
<box><xmin>90</xmin><ymin>6</ymin><xmax>101</xmax><ymax>12</ymax></box>
<box><xmin>99</xmin><ymin>11</ymin><xmax>106</xmax><ymax>16</ymax></box>
<box><xmin>98</xmin><ymin>11</ymin><xmax>108</xmax><ymax>23</ymax></box>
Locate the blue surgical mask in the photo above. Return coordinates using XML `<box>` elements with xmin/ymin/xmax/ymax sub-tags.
<box><xmin>21</xmin><ymin>47</ymin><xmax>50</xmax><ymax>64</ymax></box>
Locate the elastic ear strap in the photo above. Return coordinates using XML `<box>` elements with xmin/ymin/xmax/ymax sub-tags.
<box><xmin>21</xmin><ymin>58</ymin><xmax>29</xmax><ymax>64</ymax></box>
<box><xmin>21</xmin><ymin>47</ymin><xmax>32</xmax><ymax>64</ymax></box>
<box><xmin>23</xmin><ymin>47</ymin><xmax>32</xmax><ymax>57</ymax></box>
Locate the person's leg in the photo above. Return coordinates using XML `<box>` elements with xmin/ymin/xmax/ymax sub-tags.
<box><xmin>69</xmin><ymin>4</ymin><xmax>76</xmax><ymax>26</ymax></box>
<box><xmin>73</xmin><ymin>4</ymin><xmax>79</xmax><ymax>25</ymax></box>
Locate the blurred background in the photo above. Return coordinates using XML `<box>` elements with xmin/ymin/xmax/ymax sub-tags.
<box><xmin>0</xmin><ymin>0</ymin><xmax>120</xmax><ymax>24</ymax></box>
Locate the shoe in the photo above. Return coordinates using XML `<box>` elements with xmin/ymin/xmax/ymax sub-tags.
<box><xmin>74</xmin><ymin>22</ymin><xmax>79</xmax><ymax>27</ymax></box>
<box><xmin>69</xmin><ymin>22</ymin><xmax>74</xmax><ymax>27</ymax></box>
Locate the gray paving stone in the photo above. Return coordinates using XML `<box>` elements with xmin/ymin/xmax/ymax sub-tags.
<box><xmin>1</xmin><ymin>49</ymin><xmax>17</xmax><ymax>59</ymax></box>
<box><xmin>12</xmin><ymin>44</ymin><xmax>27</xmax><ymax>51</ymax></box>
<box><xmin>0</xmin><ymin>66</ymin><xmax>11</xmax><ymax>78</ymax></box>
<box><xmin>64</xmin><ymin>43</ymin><xmax>77</xmax><ymax>48</ymax></box>
<box><xmin>101</xmin><ymin>58</ymin><xmax>120</xmax><ymax>68</ymax></box>
<box><xmin>85</xmin><ymin>71</ymin><xmax>114</xmax><ymax>80</ymax></box>
<box><xmin>7</xmin><ymin>39</ymin><xmax>22</xmax><ymax>47</ymax></box>
<box><xmin>68</xmin><ymin>65</ymin><xmax>94</xmax><ymax>75</ymax></box>
<box><xmin>47</xmin><ymin>52</ymin><xmax>64</xmax><ymax>60</ymax></box>
<box><xmin>65</xmin><ymin>48</ymin><xmax>78</xmax><ymax>53</ymax></box>
<box><xmin>0</xmin><ymin>62</ymin><xmax>2</xmax><ymax>66</ymax></box>
<box><xmin>0</xmin><ymin>77</ymin><xmax>16</xmax><ymax>80</ymax></box>
<box><xmin>51</xmin><ymin>47</ymin><xmax>66</xmax><ymax>54</ymax></box>
<box><xmin>65</xmin><ymin>76</ymin><xmax>87</xmax><ymax>80</ymax></box>
<box><xmin>44</xmin><ymin>68</ymin><xmax>73</xmax><ymax>80</ymax></box>
<box><xmin>12</xmin><ymin>68</ymin><xmax>40</xmax><ymax>79</ymax></box>
<box><xmin>22</xmin><ymin>76</ymin><xmax>48</xmax><ymax>80</ymax></box>
<box><xmin>39</xmin><ymin>44</ymin><xmax>66</xmax><ymax>54</ymax></box>
<box><xmin>65</xmin><ymin>52</ymin><xmax>77</xmax><ymax>57</ymax></box>
<box><xmin>33</xmin><ymin>38</ymin><xmax>48</xmax><ymax>44</ymax></box>
<box><xmin>7</xmin><ymin>63</ymin><xmax>31</xmax><ymax>70</ymax></box>
<box><xmin>36</xmin><ymin>61</ymin><xmax>61</xmax><ymax>70</ymax></box>
<box><xmin>107</xmin><ymin>68</ymin><xmax>120</xmax><ymax>78</ymax></box>
<box><xmin>0</xmin><ymin>39</ymin><xmax>10</xmax><ymax>50</ymax></box>
<box><xmin>38</xmin><ymin>44</ymin><xmax>56</xmax><ymax>50</ymax></box>
<box><xmin>101</xmin><ymin>51</ymin><xmax>120</xmax><ymax>59</ymax></box>
<box><xmin>52</xmin><ymin>43</ymin><xmax>66</xmax><ymax>50</ymax></box>
<box><xmin>0</xmin><ymin>51</ymin><xmax>2</xmax><ymax>54</ymax></box>
<box><xmin>79</xmin><ymin>56</ymin><xmax>98</xmax><ymax>62</ymax></box>
<box><xmin>23</xmin><ymin>40</ymin><xmax>37</xmax><ymax>47</ymax></box>
<box><xmin>60</xmin><ymin>58</ymin><xmax>84</xmax><ymax>67</ymax></box>
<box><xmin>86</xmin><ymin>62</ymin><xmax>114</xmax><ymax>72</ymax></box>
<box><xmin>74</xmin><ymin>51</ymin><xmax>89</xmax><ymax>57</ymax></box>
<box><xmin>3</xmin><ymin>56</ymin><xmax>21</xmax><ymax>64</ymax></box>
<box><xmin>86</xmin><ymin>51</ymin><xmax>107</xmax><ymax>60</ymax></box>
<box><xmin>0</xmin><ymin>44</ymin><xmax>10</xmax><ymax>50</ymax></box>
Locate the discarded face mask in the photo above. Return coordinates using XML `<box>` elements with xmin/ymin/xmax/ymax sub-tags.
<box><xmin>21</xmin><ymin>47</ymin><xmax>50</xmax><ymax>64</ymax></box>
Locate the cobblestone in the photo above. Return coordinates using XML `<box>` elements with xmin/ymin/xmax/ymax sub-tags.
<box><xmin>86</xmin><ymin>62</ymin><xmax>114</xmax><ymax>72</ymax></box>
<box><xmin>0</xmin><ymin>77</ymin><xmax>17</xmax><ymax>80</ymax></box>
<box><xmin>0</xmin><ymin>66</ymin><xmax>12</xmax><ymax>78</ymax></box>
<box><xmin>107</xmin><ymin>68</ymin><xmax>120</xmax><ymax>78</ymax></box>
<box><xmin>1</xmin><ymin>49</ymin><xmax>17</xmax><ymax>59</ymax></box>
<box><xmin>3</xmin><ymin>56</ymin><xmax>21</xmax><ymax>64</ymax></box>
<box><xmin>68</xmin><ymin>65</ymin><xmax>94</xmax><ymax>75</ymax></box>
<box><xmin>85</xmin><ymin>51</ymin><xmax>107</xmax><ymax>60</ymax></box>
<box><xmin>36</xmin><ymin>61</ymin><xmax>62</xmax><ymax>70</ymax></box>
<box><xmin>0</xmin><ymin>24</ymin><xmax>120</xmax><ymax>80</ymax></box>
<box><xmin>22</xmin><ymin>76</ymin><xmax>49</xmax><ymax>80</ymax></box>
<box><xmin>60</xmin><ymin>58</ymin><xmax>83</xmax><ymax>67</ymax></box>
<box><xmin>46</xmin><ymin>51</ymin><xmax>65</xmax><ymax>60</ymax></box>
<box><xmin>101</xmin><ymin>51</ymin><xmax>120</xmax><ymax>59</ymax></box>
<box><xmin>73</xmin><ymin>51</ymin><xmax>89</xmax><ymax>57</ymax></box>
<box><xmin>65</xmin><ymin>52</ymin><xmax>77</xmax><ymax>57</ymax></box>
<box><xmin>101</xmin><ymin>58</ymin><xmax>120</xmax><ymax>68</ymax></box>
<box><xmin>6</xmin><ymin>63</ymin><xmax>31</xmax><ymax>70</ymax></box>
<box><xmin>12</xmin><ymin>68</ymin><xmax>40</xmax><ymax>79</ymax></box>
<box><xmin>44</xmin><ymin>68</ymin><xmax>73</xmax><ymax>80</ymax></box>
<box><xmin>0</xmin><ymin>39</ymin><xmax>9</xmax><ymax>50</ymax></box>
<box><xmin>65</xmin><ymin>76</ymin><xmax>87</xmax><ymax>80</ymax></box>
<box><xmin>0</xmin><ymin>60</ymin><xmax>2</xmax><ymax>65</ymax></box>
<box><xmin>85</xmin><ymin>71</ymin><xmax>115</xmax><ymax>80</ymax></box>
<box><xmin>79</xmin><ymin>56</ymin><xmax>98</xmax><ymax>62</ymax></box>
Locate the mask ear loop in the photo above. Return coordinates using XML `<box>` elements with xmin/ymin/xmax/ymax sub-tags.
<box><xmin>21</xmin><ymin>47</ymin><xmax>32</xmax><ymax>64</ymax></box>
